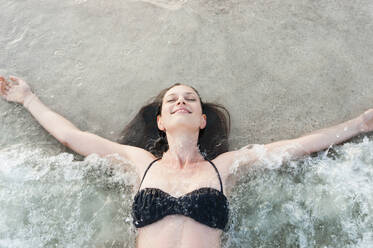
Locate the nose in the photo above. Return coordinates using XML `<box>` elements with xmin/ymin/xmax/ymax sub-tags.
<box><xmin>176</xmin><ymin>97</ymin><xmax>186</xmax><ymax>105</ymax></box>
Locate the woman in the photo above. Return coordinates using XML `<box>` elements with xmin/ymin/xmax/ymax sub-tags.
<box><xmin>1</xmin><ymin>75</ymin><xmax>373</xmax><ymax>248</ymax></box>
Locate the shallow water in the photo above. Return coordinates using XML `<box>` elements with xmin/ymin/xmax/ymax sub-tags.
<box><xmin>1</xmin><ymin>0</ymin><xmax>373</xmax><ymax>247</ymax></box>
<box><xmin>1</xmin><ymin>138</ymin><xmax>373</xmax><ymax>247</ymax></box>
<box><xmin>1</xmin><ymin>0</ymin><xmax>372</xmax><ymax>148</ymax></box>
<box><xmin>226</xmin><ymin>138</ymin><xmax>373</xmax><ymax>248</ymax></box>
<box><xmin>0</xmin><ymin>146</ymin><xmax>136</xmax><ymax>248</ymax></box>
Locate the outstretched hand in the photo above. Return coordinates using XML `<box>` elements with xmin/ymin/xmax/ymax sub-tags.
<box><xmin>0</xmin><ymin>75</ymin><xmax>32</xmax><ymax>105</ymax></box>
<box><xmin>360</xmin><ymin>108</ymin><xmax>373</xmax><ymax>133</ymax></box>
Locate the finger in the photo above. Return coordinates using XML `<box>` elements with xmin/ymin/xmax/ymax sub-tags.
<box><xmin>0</xmin><ymin>77</ymin><xmax>5</xmax><ymax>88</ymax></box>
<box><xmin>3</xmin><ymin>93</ymin><xmax>10</xmax><ymax>101</ymax></box>
<box><xmin>0</xmin><ymin>78</ymin><xmax>12</xmax><ymax>87</ymax></box>
<box><xmin>4</xmin><ymin>87</ymin><xmax>10</xmax><ymax>93</ymax></box>
<box><xmin>11</xmin><ymin>76</ymin><xmax>27</xmax><ymax>87</ymax></box>
<box><xmin>9</xmin><ymin>76</ymin><xmax>19</xmax><ymax>85</ymax></box>
<box><xmin>2</xmin><ymin>88</ymin><xmax>9</xmax><ymax>96</ymax></box>
<box><xmin>0</xmin><ymin>79</ymin><xmax>5</xmax><ymax>94</ymax></box>
<box><xmin>0</xmin><ymin>87</ymin><xmax>7</xmax><ymax>98</ymax></box>
<box><xmin>1</xmin><ymin>88</ymin><xmax>8</xmax><ymax>95</ymax></box>
<box><xmin>5</xmin><ymin>81</ymin><xmax>11</xmax><ymax>88</ymax></box>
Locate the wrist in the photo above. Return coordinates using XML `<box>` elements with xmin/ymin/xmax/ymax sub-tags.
<box><xmin>355</xmin><ymin>115</ymin><xmax>368</xmax><ymax>134</ymax></box>
<box><xmin>23</xmin><ymin>93</ymin><xmax>36</xmax><ymax>109</ymax></box>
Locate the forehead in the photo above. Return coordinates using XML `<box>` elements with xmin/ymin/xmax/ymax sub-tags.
<box><xmin>164</xmin><ymin>85</ymin><xmax>198</xmax><ymax>97</ymax></box>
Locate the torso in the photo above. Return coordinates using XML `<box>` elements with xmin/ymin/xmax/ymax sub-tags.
<box><xmin>136</xmin><ymin>216</ymin><xmax>222</xmax><ymax>248</ymax></box>
<box><xmin>131</xmin><ymin>156</ymin><xmax>233</xmax><ymax>248</ymax></box>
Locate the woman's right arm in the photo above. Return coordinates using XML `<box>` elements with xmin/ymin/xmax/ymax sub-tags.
<box><xmin>0</xmin><ymin>75</ymin><xmax>155</xmax><ymax>174</ymax></box>
<box><xmin>25</xmin><ymin>93</ymin><xmax>151</xmax><ymax>162</ymax></box>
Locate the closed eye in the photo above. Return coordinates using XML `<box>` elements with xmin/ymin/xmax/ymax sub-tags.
<box><xmin>167</xmin><ymin>98</ymin><xmax>195</xmax><ymax>102</ymax></box>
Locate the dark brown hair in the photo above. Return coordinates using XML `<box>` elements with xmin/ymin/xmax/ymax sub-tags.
<box><xmin>117</xmin><ymin>84</ymin><xmax>230</xmax><ymax>160</ymax></box>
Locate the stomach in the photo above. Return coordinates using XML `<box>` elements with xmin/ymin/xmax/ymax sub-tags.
<box><xmin>136</xmin><ymin>215</ymin><xmax>222</xmax><ymax>248</ymax></box>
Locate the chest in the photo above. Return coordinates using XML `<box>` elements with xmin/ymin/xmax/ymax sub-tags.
<box><xmin>138</xmin><ymin>163</ymin><xmax>222</xmax><ymax>197</ymax></box>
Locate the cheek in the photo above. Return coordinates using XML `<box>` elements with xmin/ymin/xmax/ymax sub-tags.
<box><xmin>161</xmin><ymin>105</ymin><xmax>171</xmax><ymax>116</ymax></box>
<box><xmin>195</xmin><ymin>105</ymin><xmax>203</xmax><ymax>114</ymax></box>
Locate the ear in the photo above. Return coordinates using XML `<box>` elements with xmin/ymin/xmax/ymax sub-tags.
<box><xmin>200</xmin><ymin>114</ymin><xmax>207</xmax><ymax>129</ymax></box>
<box><xmin>157</xmin><ymin>115</ymin><xmax>165</xmax><ymax>131</ymax></box>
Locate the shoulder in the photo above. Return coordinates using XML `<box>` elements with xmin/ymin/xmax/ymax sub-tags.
<box><xmin>211</xmin><ymin>145</ymin><xmax>260</xmax><ymax>180</ymax></box>
<box><xmin>118</xmin><ymin>145</ymin><xmax>158</xmax><ymax>178</ymax></box>
<box><xmin>209</xmin><ymin>145</ymin><xmax>260</xmax><ymax>195</ymax></box>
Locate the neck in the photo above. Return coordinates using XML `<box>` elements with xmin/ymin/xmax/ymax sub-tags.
<box><xmin>162</xmin><ymin>130</ymin><xmax>204</xmax><ymax>169</ymax></box>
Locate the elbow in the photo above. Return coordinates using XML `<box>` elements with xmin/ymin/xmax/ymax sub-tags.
<box><xmin>283</xmin><ymin>139</ymin><xmax>312</xmax><ymax>160</ymax></box>
<box><xmin>55</xmin><ymin>129</ymin><xmax>78</xmax><ymax>149</ymax></box>
<box><xmin>57</xmin><ymin>134</ymin><xmax>70</xmax><ymax>148</ymax></box>
<box><xmin>60</xmin><ymin>139</ymin><xmax>69</xmax><ymax>148</ymax></box>
<box><xmin>291</xmin><ymin>138</ymin><xmax>313</xmax><ymax>156</ymax></box>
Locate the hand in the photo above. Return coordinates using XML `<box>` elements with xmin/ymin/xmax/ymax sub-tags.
<box><xmin>0</xmin><ymin>75</ymin><xmax>33</xmax><ymax>105</ymax></box>
<box><xmin>360</xmin><ymin>108</ymin><xmax>373</xmax><ymax>133</ymax></box>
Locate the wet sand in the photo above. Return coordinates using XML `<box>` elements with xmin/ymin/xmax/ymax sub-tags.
<box><xmin>0</xmin><ymin>0</ymin><xmax>372</xmax><ymax>150</ymax></box>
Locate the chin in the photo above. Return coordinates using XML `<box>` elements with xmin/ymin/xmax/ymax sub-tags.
<box><xmin>168</xmin><ymin>121</ymin><xmax>198</xmax><ymax>131</ymax></box>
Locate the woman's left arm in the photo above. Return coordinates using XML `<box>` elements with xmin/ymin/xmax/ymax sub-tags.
<box><xmin>216</xmin><ymin>109</ymin><xmax>373</xmax><ymax>177</ymax></box>
<box><xmin>236</xmin><ymin>109</ymin><xmax>373</xmax><ymax>167</ymax></box>
<box><xmin>264</xmin><ymin>108</ymin><xmax>373</xmax><ymax>161</ymax></box>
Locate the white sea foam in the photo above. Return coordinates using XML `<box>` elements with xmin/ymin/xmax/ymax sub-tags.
<box><xmin>0</xmin><ymin>145</ymin><xmax>136</xmax><ymax>248</ymax></box>
<box><xmin>224</xmin><ymin>137</ymin><xmax>373</xmax><ymax>248</ymax></box>
<box><xmin>1</xmin><ymin>138</ymin><xmax>373</xmax><ymax>247</ymax></box>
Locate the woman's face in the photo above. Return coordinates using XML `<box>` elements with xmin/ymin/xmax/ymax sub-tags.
<box><xmin>157</xmin><ymin>85</ymin><xmax>206</xmax><ymax>133</ymax></box>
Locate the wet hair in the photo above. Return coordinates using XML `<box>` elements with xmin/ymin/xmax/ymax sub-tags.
<box><xmin>117</xmin><ymin>83</ymin><xmax>230</xmax><ymax>160</ymax></box>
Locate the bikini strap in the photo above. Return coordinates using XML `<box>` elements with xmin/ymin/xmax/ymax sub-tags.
<box><xmin>205</xmin><ymin>159</ymin><xmax>224</xmax><ymax>194</ymax></box>
<box><xmin>137</xmin><ymin>158</ymin><xmax>224</xmax><ymax>194</ymax></box>
<box><xmin>137</xmin><ymin>158</ymin><xmax>161</xmax><ymax>192</ymax></box>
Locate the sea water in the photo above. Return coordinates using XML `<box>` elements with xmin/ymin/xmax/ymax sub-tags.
<box><xmin>1</xmin><ymin>0</ymin><xmax>372</xmax><ymax>247</ymax></box>
<box><xmin>1</xmin><ymin>137</ymin><xmax>372</xmax><ymax>247</ymax></box>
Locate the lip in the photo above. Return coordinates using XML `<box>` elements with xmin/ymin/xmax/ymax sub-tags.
<box><xmin>172</xmin><ymin>108</ymin><xmax>191</xmax><ymax>114</ymax></box>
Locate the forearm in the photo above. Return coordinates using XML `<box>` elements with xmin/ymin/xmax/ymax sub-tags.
<box><xmin>297</xmin><ymin>116</ymin><xmax>364</xmax><ymax>154</ymax></box>
<box><xmin>264</xmin><ymin>115</ymin><xmax>365</xmax><ymax>162</ymax></box>
<box><xmin>23</xmin><ymin>93</ymin><xmax>80</xmax><ymax>143</ymax></box>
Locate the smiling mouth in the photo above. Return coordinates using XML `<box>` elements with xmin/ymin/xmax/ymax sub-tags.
<box><xmin>172</xmin><ymin>109</ymin><xmax>191</xmax><ymax>114</ymax></box>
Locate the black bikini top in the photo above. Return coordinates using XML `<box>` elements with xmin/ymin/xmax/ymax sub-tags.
<box><xmin>131</xmin><ymin>158</ymin><xmax>229</xmax><ymax>230</ymax></box>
